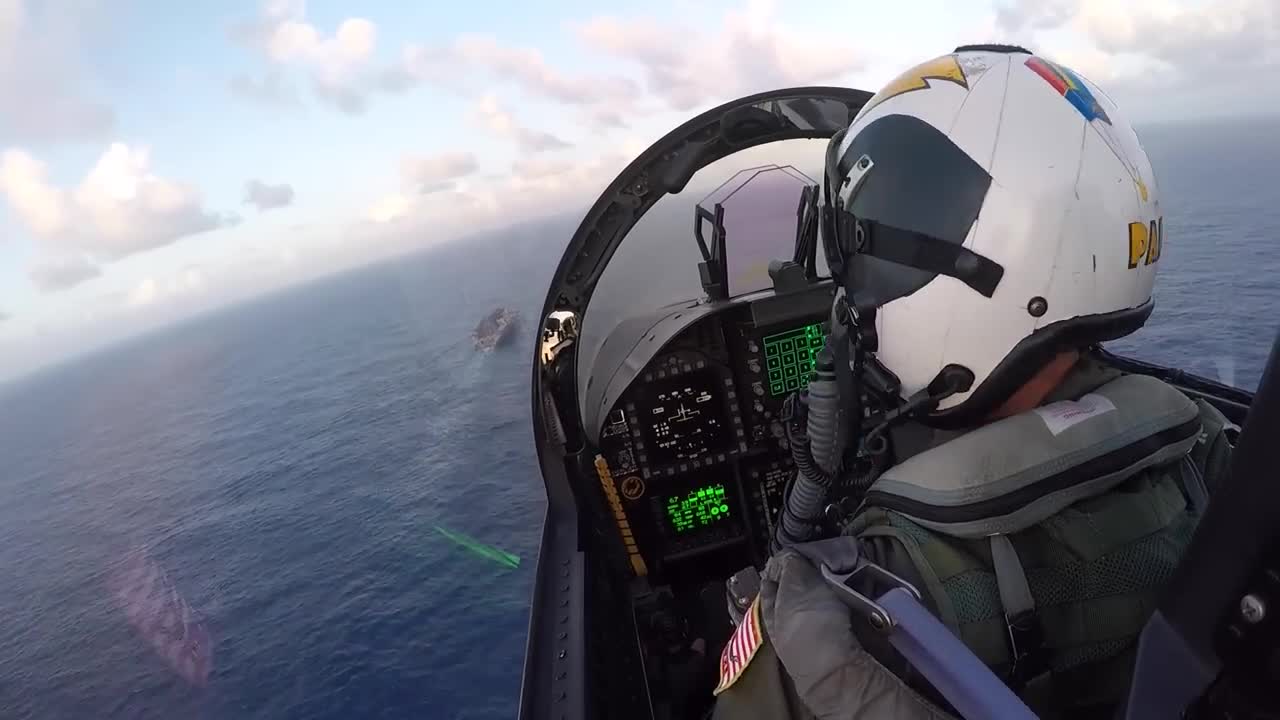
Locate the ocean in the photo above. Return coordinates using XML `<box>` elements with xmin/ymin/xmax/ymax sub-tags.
<box><xmin>0</xmin><ymin>116</ymin><xmax>1277</xmax><ymax>719</ymax></box>
<box><xmin>0</xmin><ymin>227</ymin><xmax>566</xmax><ymax>720</ymax></box>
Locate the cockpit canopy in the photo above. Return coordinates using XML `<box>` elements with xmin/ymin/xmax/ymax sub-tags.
<box><xmin>574</xmin><ymin>146</ymin><xmax>837</xmax><ymax>442</ymax></box>
<box><xmin>534</xmin><ymin>89</ymin><xmax>871</xmax><ymax>441</ymax></box>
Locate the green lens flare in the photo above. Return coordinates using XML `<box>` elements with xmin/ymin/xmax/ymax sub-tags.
<box><xmin>434</xmin><ymin>525</ymin><xmax>521</xmax><ymax>569</ymax></box>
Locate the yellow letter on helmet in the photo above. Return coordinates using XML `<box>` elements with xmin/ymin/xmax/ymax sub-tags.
<box><xmin>1128</xmin><ymin>222</ymin><xmax>1149</xmax><ymax>270</ymax></box>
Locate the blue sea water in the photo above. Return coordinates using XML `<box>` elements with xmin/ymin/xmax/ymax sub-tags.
<box><xmin>0</xmin><ymin>117</ymin><xmax>1277</xmax><ymax>719</ymax></box>
<box><xmin>1107</xmin><ymin>116</ymin><xmax>1280</xmax><ymax>387</ymax></box>
<box><xmin>0</xmin><ymin>227</ymin><xmax>566</xmax><ymax>720</ymax></box>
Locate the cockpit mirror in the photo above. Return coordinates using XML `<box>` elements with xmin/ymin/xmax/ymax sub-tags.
<box><xmin>541</xmin><ymin>311</ymin><xmax>578</xmax><ymax>366</ymax></box>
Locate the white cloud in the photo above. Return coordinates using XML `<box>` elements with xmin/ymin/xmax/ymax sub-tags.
<box><xmin>231</xmin><ymin>1</ymin><xmax>641</xmax><ymax>126</ymax></box>
<box><xmin>995</xmin><ymin>0</ymin><xmax>1079</xmax><ymax>34</ymax></box>
<box><xmin>574</xmin><ymin>0</ymin><xmax>866</xmax><ymax>111</ymax></box>
<box><xmin>226</xmin><ymin>0</ymin><xmax>1280</xmax><ymax>124</ymax></box>
<box><xmin>367</xmin><ymin>193</ymin><xmax>411</xmax><ymax>224</ymax></box>
<box><xmin>0</xmin><ymin>143</ymin><xmax>232</xmax><ymax>260</ymax></box>
<box><xmin>265</xmin><ymin>17</ymin><xmax>374</xmax><ymax>66</ymax></box>
<box><xmin>367</xmin><ymin>151</ymin><xmax>481</xmax><ymax>223</ymax></box>
<box><xmin>233</xmin><ymin>2</ymin><xmax>381</xmax><ymax>114</ymax></box>
<box><xmin>127</xmin><ymin>276</ymin><xmax>158</xmax><ymax>307</ymax></box>
<box><xmin>992</xmin><ymin>0</ymin><xmax>1280</xmax><ymax>114</ymax></box>
<box><xmin>243</xmin><ymin>179</ymin><xmax>295</xmax><ymax>211</ymax></box>
<box><xmin>1112</xmin><ymin>0</ymin><xmax>1275</xmax><ymax>78</ymax></box>
<box><xmin>588</xmin><ymin>107</ymin><xmax>629</xmax><ymax>130</ymax></box>
<box><xmin>126</xmin><ymin>267</ymin><xmax>206</xmax><ymax>309</ymax></box>
<box><xmin>366</xmin><ymin>148</ymin><xmax>630</xmax><ymax>237</ymax></box>
<box><xmin>1070</xmin><ymin>0</ymin><xmax>1275</xmax><ymax>64</ymax></box>
<box><xmin>372</xmin><ymin>34</ymin><xmax>641</xmax><ymax>114</ymax></box>
<box><xmin>400</xmin><ymin>151</ymin><xmax>478</xmax><ymax>193</ymax></box>
<box><xmin>454</xmin><ymin>34</ymin><xmax>640</xmax><ymax>106</ymax></box>
<box><xmin>28</xmin><ymin>255</ymin><xmax>101</xmax><ymax>292</ymax></box>
<box><xmin>512</xmin><ymin>158</ymin><xmax>575</xmax><ymax>181</ymax></box>
<box><xmin>0</xmin><ymin>0</ymin><xmax>115</xmax><ymax>144</ymax></box>
<box><xmin>474</xmin><ymin>95</ymin><xmax>572</xmax><ymax>152</ymax></box>
<box><xmin>376</xmin><ymin>44</ymin><xmax>460</xmax><ymax>94</ymax></box>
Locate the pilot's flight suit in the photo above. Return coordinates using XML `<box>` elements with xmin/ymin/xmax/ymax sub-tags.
<box><xmin>712</xmin><ymin>542</ymin><xmax>956</xmax><ymax>720</ymax></box>
<box><xmin>712</xmin><ymin>356</ymin><xmax>1236</xmax><ymax>720</ymax></box>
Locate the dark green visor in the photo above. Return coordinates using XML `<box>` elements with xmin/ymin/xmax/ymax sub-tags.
<box><xmin>822</xmin><ymin>114</ymin><xmax>1004</xmax><ymax>315</ymax></box>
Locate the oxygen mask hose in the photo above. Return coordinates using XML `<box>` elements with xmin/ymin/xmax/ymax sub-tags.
<box><xmin>774</xmin><ymin>353</ymin><xmax>975</xmax><ymax>552</ymax></box>
<box><xmin>774</xmin><ymin>346</ymin><xmax>842</xmax><ymax>552</ymax></box>
<box><xmin>806</xmin><ymin>347</ymin><xmax>842</xmax><ymax>477</ymax></box>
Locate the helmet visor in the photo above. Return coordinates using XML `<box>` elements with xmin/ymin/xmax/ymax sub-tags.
<box><xmin>823</xmin><ymin>114</ymin><xmax>1002</xmax><ymax>312</ymax></box>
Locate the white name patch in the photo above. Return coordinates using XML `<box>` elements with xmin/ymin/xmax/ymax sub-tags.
<box><xmin>1033</xmin><ymin>393</ymin><xmax>1117</xmax><ymax>436</ymax></box>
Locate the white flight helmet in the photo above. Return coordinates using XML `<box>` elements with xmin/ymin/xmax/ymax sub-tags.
<box><xmin>822</xmin><ymin>44</ymin><xmax>1162</xmax><ymax>426</ymax></box>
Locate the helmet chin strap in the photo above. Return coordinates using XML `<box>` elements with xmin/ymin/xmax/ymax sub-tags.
<box><xmin>863</xmin><ymin>363</ymin><xmax>977</xmax><ymax>454</ymax></box>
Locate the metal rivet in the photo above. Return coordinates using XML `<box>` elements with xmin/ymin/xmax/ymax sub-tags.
<box><xmin>1027</xmin><ymin>297</ymin><xmax>1048</xmax><ymax>318</ymax></box>
<box><xmin>1242</xmin><ymin>594</ymin><xmax>1267</xmax><ymax>624</ymax></box>
<box><xmin>558</xmin><ymin>650</ymin><xmax>567</xmax><ymax>659</ymax></box>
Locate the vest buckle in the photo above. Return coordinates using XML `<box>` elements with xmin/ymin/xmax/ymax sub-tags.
<box><xmin>1005</xmin><ymin>609</ymin><xmax>1050</xmax><ymax>689</ymax></box>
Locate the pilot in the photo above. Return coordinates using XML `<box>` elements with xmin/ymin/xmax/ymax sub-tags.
<box><xmin>711</xmin><ymin>46</ymin><xmax>1237</xmax><ymax>720</ymax></box>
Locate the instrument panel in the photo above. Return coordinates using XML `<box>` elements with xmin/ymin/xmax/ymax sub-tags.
<box><xmin>595</xmin><ymin>300</ymin><xmax>830</xmax><ymax>569</ymax></box>
<box><xmin>625</xmin><ymin>362</ymin><xmax>744</xmax><ymax>478</ymax></box>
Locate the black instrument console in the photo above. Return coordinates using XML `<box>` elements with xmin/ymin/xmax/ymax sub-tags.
<box><xmin>594</xmin><ymin>301</ymin><xmax>830</xmax><ymax>572</ymax></box>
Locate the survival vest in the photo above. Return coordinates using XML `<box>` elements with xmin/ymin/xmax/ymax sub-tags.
<box><xmin>845</xmin><ymin>373</ymin><xmax>1237</xmax><ymax>717</ymax></box>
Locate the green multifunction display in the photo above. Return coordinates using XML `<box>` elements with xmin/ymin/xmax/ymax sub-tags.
<box><xmin>664</xmin><ymin>484</ymin><xmax>731</xmax><ymax>534</ymax></box>
<box><xmin>763</xmin><ymin>322</ymin><xmax>827</xmax><ymax>396</ymax></box>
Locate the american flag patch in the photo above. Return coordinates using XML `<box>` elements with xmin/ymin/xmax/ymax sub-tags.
<box><xmin>713</xmin><ymin>595</ymin><xmax>763</xmax><ymax>695</ymax></box>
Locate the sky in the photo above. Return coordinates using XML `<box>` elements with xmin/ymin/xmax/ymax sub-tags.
<box><xmin>0</xmin><ymin>0</ymin><xmax>1276</xmax><ymax>381</ymax></box>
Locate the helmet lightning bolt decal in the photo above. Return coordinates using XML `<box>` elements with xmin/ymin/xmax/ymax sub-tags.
<box><xmin>860</xmin><ymin>54</ymin><xmax>969</xmax><ymax>117</ymax></box>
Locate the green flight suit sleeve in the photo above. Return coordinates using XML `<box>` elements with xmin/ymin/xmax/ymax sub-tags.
<box><xmin>710</xmin><ymin>625</ymin><xmax>816</xmax><ymax>720</ymax></box>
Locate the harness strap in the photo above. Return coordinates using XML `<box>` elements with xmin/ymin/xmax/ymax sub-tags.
<box><xmin>990</xmin><ymin>534</ymin><xmax>1050</xmax><ymax>689</ymax></box>
<box><xmin>1175</xmin><ymin>456</ymin><xmax>1209</xmax><ymax>515</ymax></box>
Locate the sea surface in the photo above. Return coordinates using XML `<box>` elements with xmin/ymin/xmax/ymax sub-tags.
<box><xmin>0</xmin><ymin>116</ymin><xmax>1277</xmax><ymax>719</ymax></box>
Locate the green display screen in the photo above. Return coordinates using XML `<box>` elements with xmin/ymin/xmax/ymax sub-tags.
<box><xmin>664</xmin><ymin>484</ymin><xmax>730</xmax><ymax>534</ymax></box>
<box><xmin>763</xmin><ymin>322</ymin><xmax>826</xmax><ymax>396</ymax></box>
